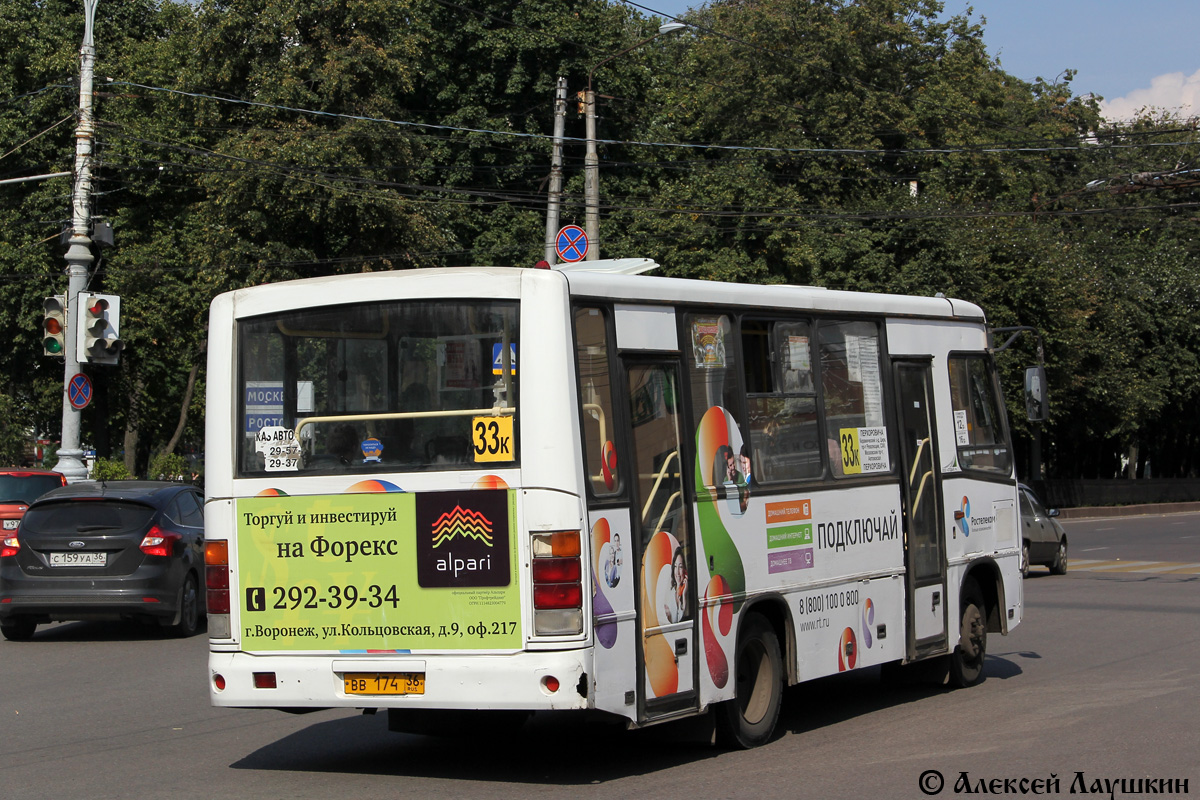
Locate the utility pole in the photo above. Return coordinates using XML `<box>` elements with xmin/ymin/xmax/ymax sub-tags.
<box><xmin>56</xmin><ymin>0</ymin><xmax>101</xmax><ymax>483</ymax></box>
<box><xmin>583</xmin><ymin>86</ymin><xmax>599</xmax><ymax>261</ymax></box>
<box><xmin>544</xmin><ymin>77</ymin><xmax>567</xmax><ymax>265</ymax></box>
<box><xmin>583</xmin><ymin>22</ymin><xmax>685</xmax><ymax>262</ymax></box>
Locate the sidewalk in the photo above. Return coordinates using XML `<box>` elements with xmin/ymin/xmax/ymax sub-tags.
<box><xmin>1057</xmin><ymin>501</ymin><xmax>1200</xmax><ymax>520</ymax></box>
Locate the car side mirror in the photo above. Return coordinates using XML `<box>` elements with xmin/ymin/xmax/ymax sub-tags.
<box><xmin>1047</xmin><ymin>508</ymin><xmax>1059</xmax><ymax>518</ymax></box>
<box><xmin>1025</xmin><ymin>365</ymin><xmax>1048</xmax><ymax>422</ymax></box>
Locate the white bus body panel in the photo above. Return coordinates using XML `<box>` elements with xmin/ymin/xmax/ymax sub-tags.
<box><xmin>887</xmin><ymin>317</ymin><xmax>1023</xmax><ymax>633</ymax></box>
<box><xmin>207</xmin><ymin>270</ymin><xmax>600</xmax><ymax>713</ymax></box>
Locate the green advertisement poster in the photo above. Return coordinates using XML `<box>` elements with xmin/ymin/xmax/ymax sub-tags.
<box><xmin>235</xmin><ymin>489</ymin><xmax>521</xmax><ymax>651</ymax></box>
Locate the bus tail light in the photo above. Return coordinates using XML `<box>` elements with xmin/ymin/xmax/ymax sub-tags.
<box><xmin>205</xmin><ymin>541</ymin><xmax>231</xmax><ymax>637</ymax></box>
<box><xmin>532</xmin><ymin>531</ymin><xmax>583</xmax><ymax>635</ymax></box>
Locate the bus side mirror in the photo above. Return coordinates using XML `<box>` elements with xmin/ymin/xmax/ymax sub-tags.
<box><xmin>1025</xmin><ymin>365</ymin><xmax>1048</xmax><ymax>422</ymax></box>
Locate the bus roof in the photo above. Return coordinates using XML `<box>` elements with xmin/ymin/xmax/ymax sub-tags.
<box><xmin>557</xmin><ymin>260</ymin><xmax>984</xmax><ymax>322</ymax></box>
<box><xmin>213</xmin><ymin>262</ymin><xmax>984</xmax><ymax>323</ymax></box>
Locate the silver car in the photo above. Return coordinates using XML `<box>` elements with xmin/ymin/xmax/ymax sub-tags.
<box><xmin>1019</xmin><ymin>484</ymin><xmax>1067</xmax><ymax>577</ymax></box>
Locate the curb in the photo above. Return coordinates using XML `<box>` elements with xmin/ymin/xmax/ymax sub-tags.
<box><xmin>1057</xmin><ymin>501</ymin><xmax>1200</xmax><ymax>520</ymax></box>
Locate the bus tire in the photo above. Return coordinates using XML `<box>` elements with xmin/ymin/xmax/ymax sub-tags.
<box><xmin>949</xmin><ymin>579</ymin><xmax>987</xmax><ymax>688</ymax></box>
<box><xmin>715</xmin><ymin>613</ymin><xmax>783</xmax><ymax>749</ymax></box>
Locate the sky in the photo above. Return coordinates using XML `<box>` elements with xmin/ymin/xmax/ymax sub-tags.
<box><xmin>627</xmin><ymin>0</ymin><xmax>1200</xmax><ymax>121</ymax></box>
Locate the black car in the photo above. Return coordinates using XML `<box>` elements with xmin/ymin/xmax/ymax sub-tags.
<box><xmin>0</xmin><ymin>481</ymin><xmax>205</xmax><ymax>641</ymax></box>
<box><xmin>1019</xmin><ymin>483</ymin><xmax>1068</xmax><ymax>577</ymax></box>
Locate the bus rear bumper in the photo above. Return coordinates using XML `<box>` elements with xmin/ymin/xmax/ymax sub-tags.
<box><xmin>208</xmin><ymin>649</ymin><xmax>592</xmax><ymax>711</ymax></box>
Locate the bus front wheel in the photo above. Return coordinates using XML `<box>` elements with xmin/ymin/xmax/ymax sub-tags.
<box><xmin>715</xmin><ymin>613</ymin><xmax>783</xmax><ymax>749</ymax></box>
<box><xmin>949</xmin><ymin>580</ymin><xmax>987</xmax><ymax>688</ymax></box>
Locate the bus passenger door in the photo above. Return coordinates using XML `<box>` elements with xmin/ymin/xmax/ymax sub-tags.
<box><xmin>623</xmin><ymin>360</ymin><xmax>698</xmax><ymax>720</ymax></box>
<box><xmin>892</xmin><ymin>360</ymin><xmax>948</xmax><ymax>659</ymax></box>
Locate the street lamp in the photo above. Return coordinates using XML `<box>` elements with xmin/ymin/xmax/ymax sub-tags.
<box><xmin>55</xmin><ymin>0</ymin><xmax>101</xmax><ymax>482</ymax></box>
<box><xmin>582</xmin><ymin>21</ymin><xmax>685</xmax><ymax>261</ymax></box>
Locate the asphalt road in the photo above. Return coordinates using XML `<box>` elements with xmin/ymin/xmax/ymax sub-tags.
<box><xmin>2</xmin><ymin>512</ymin><xmax>1197</xmax><ymax>800</ymax></box>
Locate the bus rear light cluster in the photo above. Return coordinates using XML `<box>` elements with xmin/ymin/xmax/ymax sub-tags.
<box><xmin>532</xmin><ymin>531</ymin><xmax>583</xmax><ymax>635</ymax></box>
<box><xmin>205</xmin><ymin>541</ymin><xmax>231</xmax><ymax>637</ymax></box>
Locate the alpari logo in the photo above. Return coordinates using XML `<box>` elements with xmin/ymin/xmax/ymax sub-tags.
<box><xmin>958</xmin><ymin>496</ymin><xmax>971</xmax><ymax>537</ymax></box>
<box><xmin>430</xmin><ymin>505</ymin><xmax>495</xmax><ymax>549</ymax></box>
<box><xmin>416</xmin><ymin>490</ymin><xmax>510</xmax><ymax>588</ymax></box>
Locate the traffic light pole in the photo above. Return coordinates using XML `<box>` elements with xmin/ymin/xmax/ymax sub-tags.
<box><xmin>56</xmin><ymin>0</ymin><xmax>100</xmax><ymax>483</ymax></box>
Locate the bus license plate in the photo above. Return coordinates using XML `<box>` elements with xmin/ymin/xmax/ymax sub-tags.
<box><xmin>344</xmin><ymin>673</ymin><xmax>425</xmax><ymax>695</ymax></box>
<box><xmin>49</xmin><ymin>552</ymin><xmax>106</xmax><ymax>567</ymax></box>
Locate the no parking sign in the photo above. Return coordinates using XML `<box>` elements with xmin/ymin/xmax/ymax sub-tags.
<box><xmin>68</xmin><ymin>373</ymin><xmax>92</xmax><ymax>410</ymax></box>
<box><xmin>555</xmin><ymin>225</ymin><xmax>588</xmax><ymax>263</ymax></box>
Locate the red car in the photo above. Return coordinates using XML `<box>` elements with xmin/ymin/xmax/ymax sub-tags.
<box><xmin>0</xmin><ymin>469</ymin><xmax>67</xmax><ymax>535</ymax></box>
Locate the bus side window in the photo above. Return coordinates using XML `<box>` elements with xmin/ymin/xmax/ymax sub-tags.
<box><xmin>742</xmin><ymin>319</ymin><xmax>821</xmax><ymax>483</ymax></box>
<box><xmin>948</xmin><ymin>355</ymin><xmax>1013</xmax><ymax>475</ymax></box>
<box><xmin>574</xmin><ymin>307</ymin><xmax>621</xmax><ymax>497</ymax></box>
<box><xmin>818</xmin><ymin>320</ymin><xmax>889</xmax><ymax>478</ymax></box>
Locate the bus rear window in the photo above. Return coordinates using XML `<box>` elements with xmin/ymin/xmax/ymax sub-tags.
<box><xmin>237</xmin><ymin>301</ymin><xmax>518</xmax><ymax>476</ymax></box>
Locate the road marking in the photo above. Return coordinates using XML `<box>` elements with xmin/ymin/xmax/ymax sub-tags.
<box><xmin>1068</xmin><ymin>559</ymin><xmax>1200</xmax><ymax>575</ymax></box>
<box><xmin>1081</xmin><ymin>547</ymin><xmax>1109</xmax><ymax>552</ymax></box>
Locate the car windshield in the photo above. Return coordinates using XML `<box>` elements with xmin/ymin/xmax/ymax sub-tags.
<box><xmin>21</xmin><ymin>501</ymin><xmax>156</xmax><ymax>535</ymax></box>
<box><xmin>236</xmin><ymin>300</ymin><xmax>519</xmax><ymax>476</ymax></box>
<box><xmin>0</xmin><ymin>474</ymin><xmax>64</xmax><ymax>505</ymax></box>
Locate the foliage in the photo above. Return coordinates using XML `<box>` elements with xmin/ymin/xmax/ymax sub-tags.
<box><xmin>147</xmin><ymin>451</ymin><xmax>189</xmax><ymax>480</ymax></box>
<box><xmin>0</xmin><ymin>393</ymin><xmax>32</xmax><ymax>465</ymax></box>
<box><xmin>90</xmin><ymin>456</ymin><xmax>132</xmax><ymax>480</ymax></box>
<box><xmin>1</xmin><ymin>0</ymin><xmax>1198</xmax><ymax>479</ymax></box>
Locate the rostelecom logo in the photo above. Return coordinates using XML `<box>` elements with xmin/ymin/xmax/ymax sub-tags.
<box><xmin>431</xmin><ymin>505</ymin><xmax>495</xmax><ymax>548</ymax></box>
<box><xmin>416</xmin><ymin>490</ymin><xmax>510</xmax><ymax>588</ymax></box>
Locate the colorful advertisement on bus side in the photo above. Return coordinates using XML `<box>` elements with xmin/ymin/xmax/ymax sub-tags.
<box><xmin>235</xmin><ymin>489</ymin><xmax>520</xmax><ymax>652</ymax></box>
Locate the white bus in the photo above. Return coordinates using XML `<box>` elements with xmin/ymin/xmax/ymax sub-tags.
<box><xmin>204</xmin><ymin>259</ymin><xmax>1026</xmax><ymax>747</ymax></box>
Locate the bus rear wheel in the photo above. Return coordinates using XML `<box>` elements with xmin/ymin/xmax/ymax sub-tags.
<box><xmin>715</xmin><ymin>613</ymin><xmax>783</xmax><ymax>749</ymax></box>
<box><xmin>949</xmin><ymin>580</ymin><xmax>987</xmax><ymax>688</ymax></box>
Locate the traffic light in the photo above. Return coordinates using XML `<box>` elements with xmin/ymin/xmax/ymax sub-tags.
<box><xmin>76</xmin><ymin>292</ymin><xmax>123</xmax><ymax>365</ymax></box>
<box><xmin>42</xmin><ymin>296</ymin><xmax>67</xmax><ymax>357</ymax></box>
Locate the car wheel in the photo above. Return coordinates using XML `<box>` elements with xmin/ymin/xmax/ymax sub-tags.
<box><xmin>1</xmin><ymin>616</ymin><xmax>38</xmax><ymax>642</ymax></box>
<box><xmin>171</xmin><ymin>573</ymin><xmax>201</xmax><ymax>638</ymax></box>
<box><xmin>1021</xmin><ymin>542</ymin><xmax>1030</xmax><ymax>579</ymax></box>
<box><xmin>1050</xmin><ymin>537</ymin><xmax>1068</xmax><ymax>575</ymax></box>
<box><xmin>949</xmin><ymin>579</ymin><xmax>987</xmax><ymax>688</ymax></box>
<box><xmin>715</xmin><ymin>613</ymin><xmax>783</xmax><ymax>749</ymax></box>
